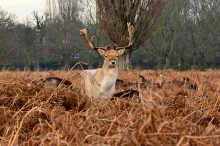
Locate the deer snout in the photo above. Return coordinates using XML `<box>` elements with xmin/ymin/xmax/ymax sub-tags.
<box><xmin>109</xmin><ymin>60</ymin><xmax>117</xmax><ymax>67</ymax></box>
<box><xmin>111</xmin><ymin>60</ymin><xmax>116</xmax><ymax>64</ymax></box>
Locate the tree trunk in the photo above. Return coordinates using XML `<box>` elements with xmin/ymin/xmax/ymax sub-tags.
<box><xmin>34</xmin><ymin>65</ymin><xmax>40</xmax><ymax>71</ymax></box>
<box><xmin>118</xmin><ymin>49</ymin><xmax>132</xmax><ymax>71</ymax></box>
<box><xmin>165</xmin><ymin>56</ymin><xmax>170</xmax><ymax>69</ymax></box>
<box><xmin>63</xmin><ymin>61</ymin><xmax>69</xmax><ymax>71</ymax></box>
<box><xmin>34</xmin><ymin>59</ymin><xmax>40</xmax><ymax>71</ymax></box>
<box><xmin>202</xmin><ymin>53</ymin><xmax>206</xmax><ymax>70</ymax></box>
<box><xmin>24</xmin><ymin>65</ymin><xmax>30</xmax><ymax>71</ymax></box>
<box><xmin>118</xmin><ymin>54</ymin><xmax>125</xmax><ymax>70</ymax></box>
<box><xmin>157</xmin><ymin>57</ymin><xmax>163</xmax><ymax>70</ymax></box>
<box><xmin>125</xmin><ymin>49</ymin><xmax>132</xmax><ymax>71</ymax></box>
<box><xmin>193</xmin><ymin>51</ymin><xmax>196</xmax><ymax>66</ymax></box>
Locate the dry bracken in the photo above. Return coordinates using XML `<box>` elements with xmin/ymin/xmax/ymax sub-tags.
<box><xmin>0</xmin><ymin>70</ymin><xmax>220</xmax><ymax>146</ymax></box>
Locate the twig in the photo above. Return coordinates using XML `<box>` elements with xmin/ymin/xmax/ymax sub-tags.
<box><xmin>208</xmin><ymin>117</ymin><xmax>214</xmax><ymax>126</ymax></box>
<box><xmin>0</xmin><ymin>98</ymin><xmax>35</xmax><ymax>132</ymax></box>
<box><xmin>195</xmin><ymin>110</ymin><xmax>210</xmax><ymax>124</ymax></box>
<box><xmin>190</xmin><ymin>138</ymin><xmax>210</xmax><ymax>146</ymax></box>
<box><xmin>105</xmin><ymin>117</ymin><xmax>116</xmax><ymax>137</ymax></box>
<box><xmin>185</xmin><ymin>135</ymin><xmax>220</xmax><ymax>139</ymax></box>
<box><xmin>142</xmin><ymin>132</ymin><xmax>180</xmax><ymax>136</ymax></box>
<box><xmin>214</xmin><ymin>94</ymin><xmax>220</xmax><ymax>110</ymax></box>
<box><xmin>176</xmin><ymin>136</ymin><xmax>185</xmax><ymax>146</ymax></box>
<box><xmin>9</xmin><ymin>107</ymin><xmax>38</xmax><ymax>146</ymax></box>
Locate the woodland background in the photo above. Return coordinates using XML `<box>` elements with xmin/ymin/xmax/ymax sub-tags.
<box><xmin>0</xmin><ymin>0</ymin><xmax>220</xmax><ymax>71</ymax></box>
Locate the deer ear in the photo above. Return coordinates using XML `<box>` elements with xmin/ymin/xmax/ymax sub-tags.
<box><xmin>117</xmin><ymin>48</ymin><xmax>125</xmax><ymax>56</ymax></box>
<box><xmin>98</xmin><ymin>49</ymin><xmax>106</xmax><ymax>56</ymax></box>
<box><xmin>138</xmin><ymin>75</ymin><xmax>145</xmax><ymax>84</ymax></box>
<box><xmin>145</xmin><ymin>78</ymin><xmax>151</xmax><ymax>83</ymax></box>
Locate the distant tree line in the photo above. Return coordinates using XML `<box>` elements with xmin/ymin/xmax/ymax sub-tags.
<box><xmin>0</xmin><ymin>0</ymin><xmax>220</xmax><ymax>71</ymax></box>
<box><xmin>136</xmin><ymin>0</ymin><xmax>220</xmax><ymax>71</ymax></box>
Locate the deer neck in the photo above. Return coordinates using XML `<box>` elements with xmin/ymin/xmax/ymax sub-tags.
<box><xmin>98</xmin><ymin>60</ymin><xmax>118</xmax><ymax>93</ymax></box>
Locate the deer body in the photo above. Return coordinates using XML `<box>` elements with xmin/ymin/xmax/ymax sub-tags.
<box><xmin>80</xmin><ymin>24</ymin><xmax>133</xmax><ymax>99</ymax></box>
<box><xmin>84</xmin><ymin>67</ymin><xmax>118</xmax><ymax>99</ymax></box>
<box><xmin>41</xmin><ymin>77</ymin><xmax>72</xmax><ymax>88</ymax></box>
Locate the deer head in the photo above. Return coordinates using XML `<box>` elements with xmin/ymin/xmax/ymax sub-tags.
<box><xmin>154</xmin><ymin>74</ymin><xmax>165</xmax><ymax>88</ymax></box>
<box><xmin>80</xmin><ymin>23</ymin><xmax>133</xmax><ymax>69</ymax></box>
<box><xmin>138</xmin><ymin>74</ymin><xmax>151</xmax><ymax>93</ymax></box>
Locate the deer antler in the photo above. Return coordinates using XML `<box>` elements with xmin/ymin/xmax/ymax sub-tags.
<box><xmin>80</xmin><ymin>29</ymin><xmax>108</xmax><ymax>51</ymax></box>
<box><xmin>114</xmin><ymin>22</ymin><xmax>134</xmax><ymax>50</ymax></box>
<box><xmin>127</xmin><ymin>22</ymin><xmax>134</xmax><ymax>46</ymax></box>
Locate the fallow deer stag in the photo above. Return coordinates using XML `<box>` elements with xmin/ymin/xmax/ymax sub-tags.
<box><xmin>80</xmin><ymin>23</ymin><xmax>134</xmax><ymax>99</ymax></box>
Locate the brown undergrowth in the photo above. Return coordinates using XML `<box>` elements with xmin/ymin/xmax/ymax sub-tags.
<box><xmin>0</xmin><ymin>69</ymin><xmax>220</xmax><ymax>145</ymax></box>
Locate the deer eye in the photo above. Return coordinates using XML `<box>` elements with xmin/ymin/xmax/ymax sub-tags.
<box><xmin>116</xmin><ymin>55</ymin><xmax>118</xmax><ymax>58</ymax></box>
<box><xmin>105</xmin><ymin>55</ymin><xmax>108</xmax><ymax>58</ymax></box>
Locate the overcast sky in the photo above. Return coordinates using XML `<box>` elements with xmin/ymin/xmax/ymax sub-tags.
<box><xmin>0</xmin><ymin>0</ymin><xmax>46</xmax><ymax>22</ymax></box>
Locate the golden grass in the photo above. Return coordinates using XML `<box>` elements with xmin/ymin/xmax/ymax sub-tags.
<box><xmin>0</xmin><ymin>69</ymin><xmax>220</xmax><ymax>145</ymax></box>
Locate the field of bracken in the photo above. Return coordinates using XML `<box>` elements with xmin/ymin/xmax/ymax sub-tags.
<box><xmin>1</xmin><ymin>69</ymin><xmax>220</xmax><ymax>146</ymax></box>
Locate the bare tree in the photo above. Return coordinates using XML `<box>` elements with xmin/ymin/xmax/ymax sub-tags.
<box><xmin>0</xmin><ymin>7</ymin><xmax>16</xmax><ymax>29</ymax></box>
<box><xmin>189</xmin><ymin>0</ymin><xmax>220</xmax><ymax>69</ymax></box>
<box><xmin>0</xmin><ymin>27</ymin><xmax>17</xmax><ymax>63</ymax></box>
<box><xmin>146</xmin><ymin>0</ymin><xmax>191</xmax><ymax>70</ymax></box>
<box><xmin>96</xmin><ymin>0</ymin><xmax>169</xmax><ymax>71</ymax></box>
<box><xmin>44</xmin><ymin>0</ymin><xmax>86</xmax><ymax>70</ymax></box>
<box><xmin>16</xmin><ymin>20</ymin><xmax>37</xmax><ymax>71</ymax></box>
<box><xmin>0</xmin><ymin>7</ymin><xmax>17</xmax><ymax>64</ymax></box>
<box><xmin>32</xmin><ymin>11</ymin><xmax>49</xmax><ymax>70</ymax></box>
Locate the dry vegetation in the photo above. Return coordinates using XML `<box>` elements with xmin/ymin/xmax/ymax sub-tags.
<box><xmin>1</xmin><ymin>69</ymin><xmax>220</xmax><ymax>145</ymax></box>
